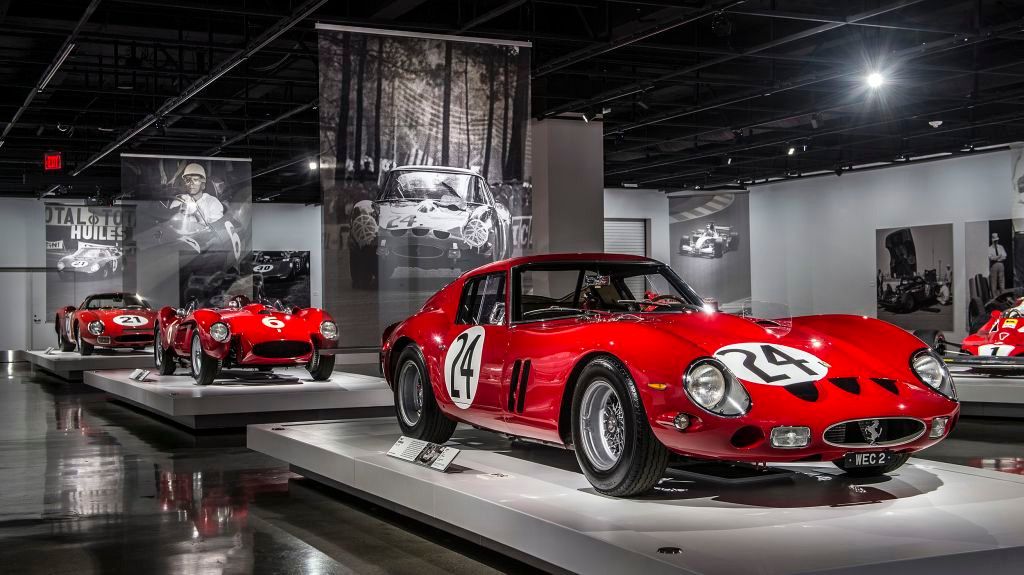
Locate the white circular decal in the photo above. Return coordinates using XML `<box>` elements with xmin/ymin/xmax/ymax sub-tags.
<box><xmin>113</xmin><ymin>315</ymin><xmax>149</xmax><ymax>327</ymax></box>
<box><xmin>254</xmin><ymin>264</ymin><xmax>274</xmax><ymax>273</ymax></box>
<box><xmin>714</xmin><ymin>342</ymin><xmax>829</xmax><ymax>386</ymax></box>
<box><xmin>262</xmin><ymin>317</ymin><xmax>285</xmax><ymax>329</ymax></box>
<box><xmin>70</xmin><ymin>260</ymin><xmax>88</xmax><ymax>268</ymax></box>
<box><xmin>443</xmin><ymin>326</ymin><xmax>485</xmax><ymax>409</ymax></box>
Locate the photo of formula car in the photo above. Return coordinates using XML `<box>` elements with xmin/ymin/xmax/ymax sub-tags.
<box><xmin>678</xmin><ymin>222</ymin><xmax>738</xmax><ymax>258</ymax></box>
<box><xmin>56</xmin><ymin>242</ymin><xmax>123</xmax><ymax>280</ymax></box>
<box><xmin>381</xmin><ymin>253</ymin><xmax>959</xmax><ymax>496</ymax></box>
<box><xmin>252</xmin><ymin>251</ymin><xmax>309</xmax><ymax>282</ymax></box>
<box><xmin>348</xmin><ymin>166</ymin><xmax>513</xmax><ymax>288</ymax></box>
<box><xmin>154</xmin><ymin>295</ymin><xmax>338</xmax><ymax>385</ymax></box>
<box><xmin>55</xmin><ymin>292</ymin><xmax>156</xmax><ymax>354</ymax></box>
<box><xmin>916</xmin><ymin>297</ymin><xmax>1024</xmax><ymax>375</ymax></box>
<box><xmin>879</xmin><ymin>270</ymin><xmax>952</xmax><ymax>313</ymax></box>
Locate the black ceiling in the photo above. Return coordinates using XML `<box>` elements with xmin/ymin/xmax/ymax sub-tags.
<box><xmin>2</xmin><ymin>0</ymin><xmax>1023</xmax><ymax>202</ymax></box>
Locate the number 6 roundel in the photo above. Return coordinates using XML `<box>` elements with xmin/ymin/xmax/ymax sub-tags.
<box><xmin>714</xmin><ymin>342</ymin><xmax>829</xmax><ymax>386</ymax></box>
<box><xmin>443</xmin><ymin>326</ymin><xmax>485</xmax><ymax>409</ymax></box>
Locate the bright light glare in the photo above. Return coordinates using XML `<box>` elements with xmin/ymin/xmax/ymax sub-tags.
<box><xmin>866</xmin><ymin>72</ymin><xmax>885</xmax><ymax>88</ymax></box>
<box><xmin>308</xmin><ymin>160</ymin><xmax>319</xmax><ymax>170</ymax></box>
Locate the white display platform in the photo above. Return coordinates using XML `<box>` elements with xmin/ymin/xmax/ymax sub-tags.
<box><xmin>84</xmin><ymin>368</ymin><xmax>393</xmax><ymax>429</ymax></box>
<box><xmin>249</xmin><ymin>418</ymin><xmax>1024</xmax><ymax>575</ymax></box>
<box><xmin>949</xmin><ymin>368</ymin><xmax>1024</xmax><ymax>417</ymax></box>
<box><xmin>19</xmin><ymin>349</ymin><xmax>153</xmax><ymax>381</ymax></box>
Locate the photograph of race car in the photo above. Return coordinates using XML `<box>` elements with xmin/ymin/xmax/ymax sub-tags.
<box><xmin>55</xmin><ymin>292</ymin><xmax>156</xmax><ymax>355</ymax></box>
<box><xmin>252</xmin><ymin>251</ymin><xmax>309</xmax><ymax>282</ymax></box>
<box><xmin>876</xmin><ymin>224</ymin><xmax>954</xmax><ymax>331</ymax></box>
<box><xmin>381</xmin><ymin>253</ymin><xmax>960</xmax><ymax>496</ymax></box>
<box><xmin>678</xmin><ymin>222</ymin><xmax>738</xmax><ymax>258</ymax></box>
<box><xmin>878</xmin><ymin>269</ymin><xmax>952</xmax><ymax>313</ymax></box>
<box><xmin>55</xmin><ymin>242</ymin><xmax>123</xmax><ymax>281</ymax></box>
<box><xmin>348</xmin><ymin>166</ymin><xmax>513</xmax><ymax>289</ymax></box>
<box><xmin>154</xmin><ymin>295</ymin><xmax>338</xmax><ymax>385</ymax></box>
<box><xmin>916</xmin><ymin>296</ymin><xmax>1024</xmax><ymax>376</ymax></box>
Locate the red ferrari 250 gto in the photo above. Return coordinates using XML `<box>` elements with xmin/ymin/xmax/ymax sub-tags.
<box><xmin>155</xmin><ymin>295</ymin><xmax>338</xmax><ymax>385</ymax></box>
<box><xmin>56</xmin><ymin>292</ymin><xmax>157</xmax><ymax>354</ymax></box>
<box><xmin>381</xmin><ymin>253</ymin><xmax>960</xmax><ymax>496</ymax></box>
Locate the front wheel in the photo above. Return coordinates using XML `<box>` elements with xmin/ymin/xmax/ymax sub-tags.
<box><xmin>393</xmin><ymin>345</ymin><xmax>456</xmax><ymax>443</ymax></box>
<box><xmin>76</xmin><ymin>328</ymin><xmax>94</xmax><ymax>356</ymax></box>
<box><xmin>189</xmin><ymin>333</ymin><xmax>220</xmax><ymax>386</ymax></box>
<box><xmin>571</xmin><ymin>358</ymin><xmax>669</xmax><ymax>497</ymax></box>
<box><xmin>306</xmin><ymin>348</ymin><xmax>335</xmax><ymax>381</ymax></box>
<box><xmin>832</xmin><ymin>452</ymin><xmax>911</xmax><ymax>477</ymax></box>
<box><xmin>154</xmin><ymin>326</ymin><xmax>176</xmax><ymax>375</ymax></box>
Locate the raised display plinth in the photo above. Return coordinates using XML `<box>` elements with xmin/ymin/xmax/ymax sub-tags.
<box><xmin>20</xmin><ymin>349</ymin><xmax>153</xmax><ymax>381</ymax></box>
<box><xmin>84</xmin><ymin>368</ymin><xmax>393</xmax><ymax>429</ymax></box>
<box><xmin>949</xmin><ymin>368</ymin><xmax>1024</xmax><ymax>417</ymax></box>
<box><xmin>249</xmin><ymin>418</ymin><xmax>1024</xmax><ymax>575</ymax></box>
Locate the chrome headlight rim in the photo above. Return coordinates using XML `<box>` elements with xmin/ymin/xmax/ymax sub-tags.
<box><xmin>683</xmin><ymin>357</ymin><xmax>752</xmax><ymax>417</ymax></box>
<box><xmin>87</xmin><ymin>321</ymin><xmax>104</xmax><ymax>335</ymax></box>
<box><xmin>320</xmin><ymin>320</ymin><xmax>339</xmax><ymax>340</ymax></box>
<box><xmin>910</xmin><ymin>349</ymin><xmax>957</xmax><ymax>401</ymax></box>
<box><xmin>209</xmin><ymin>322</ymin><xmax>231</xmax><ymax>343</ymax></box>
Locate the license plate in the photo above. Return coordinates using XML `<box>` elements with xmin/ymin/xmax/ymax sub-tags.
<box><xmin>843</xmin><ymin>451</ymin><xmax>892</xmax><ymax>468</ymax></box>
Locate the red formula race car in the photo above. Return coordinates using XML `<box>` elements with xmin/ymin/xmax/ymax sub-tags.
<box><xmin>381</xmin><ymin>254</ymin><xmax>960</xmax><ymax>496</ymax></box>
<box><xmin>55</xmin><ymin>292</ymin><xmax>157</xmax><ymax>354</ymax></box>
<box><xmin>154</xmin><ymin>295</ymin><xmax>338</xmax><ymax>385</ymax></box>
<box><xmin>915</xmin><ymin>297</ymin><xmax>1024</xmax><ymax>375</ymax></box>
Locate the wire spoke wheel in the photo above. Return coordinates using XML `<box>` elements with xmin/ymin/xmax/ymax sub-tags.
<box><xmin>191</xmin><ymin>334</ymin><xmax>202</xmax><ymax>372</ymax></box>
<box><xmin>154</xmin><ymin>330</ymin><xmax>161</xmax><ymax>366</ymax></box>
<box><xmin>397</xmin><ymin>360</ymin><xmax>424</xmax><ymax>427</ymax></box>
<box><xmin>579</xmin><ymin>379</ymin><xmax>626</xmax><ymax>471</ymax></box>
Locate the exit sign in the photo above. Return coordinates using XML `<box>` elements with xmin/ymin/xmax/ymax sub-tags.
<box><xmin>44</xmin><ymin>151</ymin><xmax>63</xmax><ymax>171</ymax></box>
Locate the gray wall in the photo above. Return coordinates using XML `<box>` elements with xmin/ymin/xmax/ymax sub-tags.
<box><xmin>751</xmin><ymin>149</ymin><xmax>1017</xmax><ymax>340</ymax></box>
<box><xmin>604</xmin><ymin>188</ymin><xmax>671</xmax><ymax>263</ymax></box>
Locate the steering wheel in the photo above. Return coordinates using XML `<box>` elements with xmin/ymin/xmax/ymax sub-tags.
<box><xmin>1006</xmin><ymin>309</ymin><xmax>1021</xmax><ymax>319</ymax></box>
<box><xmin>650</xmin><ymin>294</ymin><xmax>686</xmax><ymax>306</ymax></box>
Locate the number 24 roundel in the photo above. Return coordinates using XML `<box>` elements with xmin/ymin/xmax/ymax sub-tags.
<box><xmin>443</xmin><ymin>326</ymin><xmax>485</xmax><ymax>409</ymax></box>
<box><xmin>714</xmin><ymin>342</ymin><xmax>829</xmax><ymax>386</ymax></box>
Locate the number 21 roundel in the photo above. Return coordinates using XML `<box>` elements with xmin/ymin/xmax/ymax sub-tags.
<box><xmin>714</xmin><ymin>342</ymin><xmax>829</xmax><ymax>386</ymax></box>
<box><xmin>443</xmin><ymin>326</ymin><xmax>485</xmax><ymax>409</ymax></box>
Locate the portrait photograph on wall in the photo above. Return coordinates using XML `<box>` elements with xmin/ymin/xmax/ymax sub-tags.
<box><xmin>668</xmin><ymin>192</ymin><xmax>751</xmax><ymax>306</ymax></box>
<box><xmin>876</xmin><ymin>223</ymin><xmax>954</xmax><ymax>331</ymax></box>
<box><xmin>252</xmin><ymin>250</ymin><xmax>311</xmax><ymax>308</ymax></box>
<box><xmin>121</xmin><ymin>154</ymin><xmax>252</xmax><ymax>307</ymax></box>
<box><xmin>45</xmin><ymin>203</ymin><xmax>136</xmax><ymax>313</ymax></box>
<box><xmin>318</xmin><ymin>24</ymin><xmax>532</xmax><ymax>347</ymax></box>
<box><xmin>965</xmin><ymin>219</ymin><xmax>1023</xmax><ymax>332</ymax></box>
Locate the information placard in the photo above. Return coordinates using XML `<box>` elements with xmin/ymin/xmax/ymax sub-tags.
<box><xmin>386</xmin><ymin>436</ymin><xmax>460</xmax><ymax>472</ymax></box>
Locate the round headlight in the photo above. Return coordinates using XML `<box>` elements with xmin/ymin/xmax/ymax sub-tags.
<box><xmin>210</xmin><ymin>322</ymin><xmax>230</xmax><ymax>342</ymax></box>
<box><xmin>686</xmin><ymin>362</ymin><xmax>727</xmax><ymax>410</ymax></box>
<box><xmin>88</xmin><ymin>321</ymin><xmax>104</xmax><ymax>335</ymax></box>
<box><xmin>912</xmin><ymin>350</ymin><xmax>956</xmax><ymax>399</ymax></box>
<box><xmin>57</xmin><ymin>261</ymin><xmax>65</xmax><ymax>270</ymax></box>
<box><xmin>89</xmin><ymin>263</ymin><xmax>99</xmax><ymax>272</ymax></box>
<box><xmin>320</xmin><ymin>320</ymin><xmax>338</xmax><ymax>340</ymax></box>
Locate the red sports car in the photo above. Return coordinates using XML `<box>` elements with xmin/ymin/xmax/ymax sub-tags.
<box><xmin>155</xmin><ymin>295</ymin><xmax>338</xmax><ymax>385</ymax></box>
<box><xmin>56</xmin><ymin>292</ymin><xmax>157</xmax><ymax>355</ymax></box>
<box><xmin>381</xmin><ymin>253</ymin><xmax>960</xmax><ymax>496</ymax></box>
<box><xmin>914</xmin><ymin>298</ymin><xmax>1024</xmax><ymax>375</ymax></box>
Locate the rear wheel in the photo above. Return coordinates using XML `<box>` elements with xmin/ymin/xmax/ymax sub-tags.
<box><xmin>76</xmin><ymin>327</ymin><xmax>94</xmax><ymax>356</ymax></box>
<box><xmin>394</xmin><ymin>345</ymin><xmax>455</xmax><ymax>443</ymax></box>
<box><xmin>56</xmin><ymin>319</ymin><xmax>74</xmax><ymax>352</ymax></box>
<box><xmin>571</xmin><ymin>358</ymin><xmax>669</xmax><ymax>497</ymax></box>
<box><xmin>832</xmin><ymin>452</ymin><xmax>911</xmax><ymax>477</ymax></box>
<box><xmin>189</xmin><ymin>333</ymin><xmax>220</xmax><ymax>386</ymax></box>
<box><xmin>913</xmin><ymin>330</ymin><xmax>946</xmax><ymax>355</ymax></box>
<box><xmin>153</xmin><ymin>326</ymin><xmax>176</xmax><ymax>375</ymax></box>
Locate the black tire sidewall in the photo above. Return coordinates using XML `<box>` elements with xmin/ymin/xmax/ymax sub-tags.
<box><xmin>394</xmin><ymin>345</ymin><xmax>446</xmax><ymax>439</ymax></box>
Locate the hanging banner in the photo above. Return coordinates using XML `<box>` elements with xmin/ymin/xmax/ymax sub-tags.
<box><xmin>121</xmin><ymin>154</ymin><xmax>253</xmax><ymax>307</ymax></box>
<box><xmin>318</xmin><ymin>24</ymin><xmax>532</xmax><ymax>347</ymax></box>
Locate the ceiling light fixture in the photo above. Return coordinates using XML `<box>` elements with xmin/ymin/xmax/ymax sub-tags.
<box><xmin>787</xmin><ymin>146</ymin><xmax>796</xmax><ymax>156</ymax></box>
<box><xmin>308</xmin><ymin>160</ymin><xmax>319</xmax><ymax>170</ymax></box>
<box><xmin>928</xmin><ymin>120</ymin><xmax>943</xmax><ymax>128</ymax></box>
<box><xmin>866</xmin><ymin>72</ymin><xmax>885</xmax><ymax>89</ymax></box>
<box><xmin>38</xmin><ymin>42</ymin><xmax>76</xmax><ymax>93</ymax></box>
<box><xmin>726</xmin><ymin>156</ymin><xmax>733</xmax><ymax>165</ymax></box>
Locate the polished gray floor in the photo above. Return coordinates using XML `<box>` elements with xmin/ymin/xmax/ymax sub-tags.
<box><xmin>0</xmin><ymin>362</ymin><xmax>539</xmax><ymax>574</ymax></box>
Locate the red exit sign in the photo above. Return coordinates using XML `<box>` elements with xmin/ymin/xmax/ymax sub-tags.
<box><xmin>44</xmin><ymin>151</ymin><xmax>63</xmax><ymax>171</ymax></box>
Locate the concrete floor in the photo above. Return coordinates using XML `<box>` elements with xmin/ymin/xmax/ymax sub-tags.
<box><xmin>2</xmin><ymin>361</ymin><xmax>1023</xmax><ymax>574</ymax></box>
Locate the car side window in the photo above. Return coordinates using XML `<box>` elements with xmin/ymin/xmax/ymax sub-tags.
<box><xmin>457</xmin><ymin>273</ymin><xmax>507</xmax><ymax>325</ymax></box>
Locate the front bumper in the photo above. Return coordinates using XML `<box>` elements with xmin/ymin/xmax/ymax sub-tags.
<box><xmin>377</xmin><ymin>232</ymin><xmax>491</xmax><ymax>268</ymax></box>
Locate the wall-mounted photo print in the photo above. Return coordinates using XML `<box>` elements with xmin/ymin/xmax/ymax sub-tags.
<box><xmin>965</xmin><ymin>219</ymin><xmax>1023</xmax><ymax>333</ymax></box>
<box><xmin>875</xmin><ymin>224</ymin><xmax>954</xmax><ymax>331</ymax></box>
<box><xmin>252</xmin><ymin>250</ymin><xmax>311</xmax><ymax>308</ymax></box>
<box><xmin>668</xmin><ymin>193</ymin><xmax>750</xmax><ymax>306</ymax></box>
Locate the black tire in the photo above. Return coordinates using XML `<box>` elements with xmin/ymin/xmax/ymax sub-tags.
<box><xmin>393</xmin><ymin>345</ymin><xmax>456</xmax><ymax>443</ymax></box>
<box><xmin>153</xmin><ymin>325</ymin><xmax>176</xmax><ymax>375</ymax></box>
<box><xmin>257</xmin><ymin>366</ymin><xmax>274</xmax><ymax>373</ymax></box>
<box><xmin>57</xmin><ymin>318</ymin><xmax>74</xmax><ymax>352</ymax></box>
<box><xmin>913</xmin><ymin>330</ymin><xmax>945</xmax><ymax>355</ymax></box>
<box><xmin>832</xmin><ymin>452</ymin><xmax>911</xmax><ymax>477</ymax></box>
<box><xmin>570</xmin><ymin>358</ymin><xmax>669</xmax><ymax>497</ymax></box>
<box><xmin>76</xmin><ymin>327</ymin><xmax>94</xmax><ymax>356</ymax></box>
<box><xmin>306</xmin><ymin>348</ymin><xmax>335</xmax><ymax>381</ymax></box>
<box><xmin>899</xmin><ymin>292</ymin><xmax>915</xmax><ymax>313</ymax></box>
<box><xmin>189</xmin><ymin>333</ymin><xmax>220</xmax><ymax>386</ymax></box>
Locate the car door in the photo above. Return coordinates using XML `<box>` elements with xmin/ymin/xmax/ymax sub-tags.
<box><xmin>439</xmin><ymin>271</ymin><xmax>511</xmax><ymax>433</ymax></box>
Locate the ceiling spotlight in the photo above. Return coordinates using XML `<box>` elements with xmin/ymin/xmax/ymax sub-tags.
<box><xmin>726</xmin><ymin>156</ymin><xmax>733</xmax><ymax>165</ymax></box>
<box><xmin>866</xmin><ymin>72</ymin><xmax>885</xmax><ymax>88</ymax></box>
<box><xmin>581</xmin><ymin>112</ymin><xmax>590</xmax><ymax>123</ymax></box>
<box><xmin>787</xmin><ymin>146</ymin><xmax>796</xmax><ymax>156</ymax></box>
<box><xmin>802</xmin><ymin>143</ymin><xmax>808</xmax><ymax>152</ymax></box>
<box><xmin>308</xmin><ymin>159</ymin><xmax>319</xmax><ymax>170</ymax></box>
<box><xmin>810</xmin><ymin>114</ymin><xmax>821</xmax><ymax>129</ymax></box>
<box><xmin>928</xmin><ymin>120</ymin><xmax>943</xmax><ymax>128</ymax></box>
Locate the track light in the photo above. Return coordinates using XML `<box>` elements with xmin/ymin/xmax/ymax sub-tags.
<box><xmin>928</xmin><ymin>120</ymin><xmax>943</xmax><ymax>128</ymax></box>
<box><xmin>38</xmin><ymin>42</ymin><xmax>76</xmax><ymax>93</ymax></box>
<box><xmin>581</xmin><ymin>111</ymin><xmax>590</xmax><ymax>123</ymax></box>
<box><xmin>308</xmin><ymin>159</ymin><xmax>319</xmax><ymax>170</ymax></box>
<box><xmin>726</xmin><ymin>156</ymin><xmax>733</xmax><ymax>165</ymax></box>
<box><xmin>787</xmin><ymin>146</ymin><xmax>796</xmax><ymax>156</ymax></box>
<box><xmin>802</xmin><ymin>143</ymin><xmax>808</xmax><ymax>152</ymax></box>
<box><xmin>866</xmin><ymin>72</ymin><xmax>885</xmax><ymax>89</ymax></box>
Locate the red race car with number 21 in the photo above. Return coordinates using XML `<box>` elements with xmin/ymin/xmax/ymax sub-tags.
<box><xmin>56</xmin><ymin>292</ymin><xmax>156</xmax><ymax>354</ymax></box>
<box><xmin>380</xmin><ymin>253</ymin><xmax>960</xmax><ymax>497</ymax></box>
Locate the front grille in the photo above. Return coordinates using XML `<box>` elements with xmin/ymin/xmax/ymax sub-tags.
<box><xmin>393</xmin><ymin>244</ymin><xmax>445</xmax><ymax>259</ymax></box>
<box><xmin>411</xmin><ymin>227</ymin><xmax>430</xmax><ymax>237</ymax></box>
<box><xmin>433</xmin><ymin>230</ymin><xmax>450</xmax><ymax>239</ymax></box>
<box><xmin>823</xmin><ymin>418</ymin><xmax>925</xmax><ymax>447</ymax></box>
<box><xmin>389</xmin><ymin>229</ymin><xmax>408</xmax><ymax>237</ymax></box>
<box><xmin>115</xmin><ymin>334</ymin><xmax>153</xmax><ymax>343</ymax></box>
<box><xmin>252</xmin><ymin>340</ymin><xmax>311</xmax><ymax>358</ymax></box>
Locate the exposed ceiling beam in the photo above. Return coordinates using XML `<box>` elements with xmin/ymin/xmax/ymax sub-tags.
<box><xmin>373</xmin><ymin>0</ymin><xmax>431</xmax><ymax>20</ymax></box>
<box><xmin>204</xmin><ymin>100</ymin><xmax>316</xmax><ymax>156</ymax></box>
<box><xmin>456</xmin><ymin>0</ymin><xmax>528</xmax><ymax>34</ymax></box>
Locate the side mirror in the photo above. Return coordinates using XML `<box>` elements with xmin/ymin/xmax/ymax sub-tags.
<box><xmin>488</xmin><ymin>302</ymin><xmax>506</xmax><ymax>325</ymax></box>
<box><xmin>702</xmin><ymin>297</ymin><xmax>719</xmax><ymax>312</ymax></box>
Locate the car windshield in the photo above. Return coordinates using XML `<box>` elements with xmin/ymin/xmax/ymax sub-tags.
<box><xmin>513</xmin><ymin>262</ymin><xmax>703</xmax><ymax>322</ymax></box>
<box><xmin>379</xmin><ymin>170</ymin><xmax>487</xmax><ymax>205</ymax></box>
<box><xmin>75</xmin><ymin>249</ymin><xmax>106</xmax><ymax>258</ymax></box>
<box><xmin>84</xmin><ymin>294</ymin><xmax>150</xmax><ymax>309</ymax></box>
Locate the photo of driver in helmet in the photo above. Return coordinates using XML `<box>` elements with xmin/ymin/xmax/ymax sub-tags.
<box><xmin>170</xmin><ymin>162</ymin><xmax>225</xmax><ymax>234</ymax></box>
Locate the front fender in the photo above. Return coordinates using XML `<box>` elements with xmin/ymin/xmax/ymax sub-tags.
<box><xmin>191</xmin><ymin>309</ymin><xmax>230</xmax><ymax>359</ymax></box>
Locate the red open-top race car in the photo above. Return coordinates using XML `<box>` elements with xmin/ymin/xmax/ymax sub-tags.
<box><xmin>381</xmin><ymin>253</ymin><xmax>960</xmax><ymax>496</ymax></box>
<box><xmin>155</xmin><ymin>295</ymin><xmax>338</xmax><ymax>385</ymax></box>
<box><xmin>56</xmin><ymin>292</ymin><xmax>157</xmax><ymax>354</ymax></box>
<box><xmin>915</xmin><ymin>296</ymin><xmax>1024</xmax><ymax>375</ymax></box>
